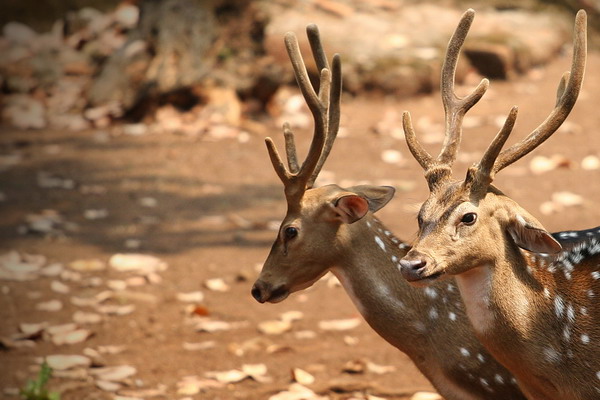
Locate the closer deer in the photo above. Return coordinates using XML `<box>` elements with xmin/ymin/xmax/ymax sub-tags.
<box><xmin>251</xmin><ymin>23</ymin><xmax>528</xmax><ymax>400</ymax></box>
<box><xmin>398</xmin><ymin>10</ymin><xmax>598</xmax><ymax>400</ymax></box>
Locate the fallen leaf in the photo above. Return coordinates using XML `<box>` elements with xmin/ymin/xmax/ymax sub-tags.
<box><xmin>19</xmin><ymin>322</ymin><xmax>48</xmax><ymax>338</ymax></box>
<box><xmin>73</xmin><ymin>311</ymin><xmax>102</xmax><ymax>324</ymax></box>
<box><xmin>205</xmin><ymin>369</ymin><xmax>247</xmax><ymax>383</ymax></box>
<box><xmin>410</xmin><ymin>392</ymin><xmax>443</xmax><ymax>400</ymax></box>
<box><xmin>109</xmin><ymin>253</ymin><xmax>167</xmax><ymax>274</ymax></box>
<box><xmin>176</xmin><ymin>376</ymin><xmax>223</xmax><ymax>395</ymax></box>
<box><xmin>183</xmin><ymin>341</ymin><xmax>216</xmax><ymax>351</ymax></box>
<box><xmin>46</xmin><ymin>354</ymin><xmax>91</xmax><ymax>370</ymax></box>
<box><xmin>581</xmin><ymin>155</ymin><xmax>600</xmax><ymax>170</ymax></box>
<box><xmin>36</xmin><ymin>299</ymin><xmax>63</xmax><ymax>312</ymax></box>
<box><xmin>46</xmin><ymin>323</ymin><xmax>78</xmax><ymax>336</ymax></box>
<box><xmin>280</xmin><ymin>311</ymin><xmax>303</xmax><ymax>323</ymax></box>
<box><xmin>318</xmin><ymin>318</ymin><xmax>361</xmax><ymax>331</ymax></box>
<box><xmin>68</xmin><ymin>259</ymin><xmax>106</xmax><ymax>272</ymax></box>
<box><xmin>96</xmin><ymin>379</ymin><xmax>121</xmax><ymax>392</ymax></box>
<box><xmin>381</xmin><ymin>149</ymin><xmax>404</xmax><ymax>165</ymax></box>
<box><xmin>204</xmin><ymin>278</ymin><xmax>229</xmax><ymax>292</ymax></box>
<box><xmin>50</xmin><ymin>280</ymin><xmax>70</xmax><ymax>294</ymax></box>
<box><xmin>177</xmin><ymin>291</ymin><xmax>205</xmax><ymax>303</ymax></box>
<box><xmin>292</xmin><ymin>368</ymin><xmax>315</xmax><ymax>385</ymax></box>
<box><xmin>258</xmin><ymin>320</ymin><xmax>292</xmax><ymax>335</ymax></box>
<box><xmin>367</xmin><ymin>361</ymin><xmax>396</xmax><ymax>375</ymax></box>
<box><xmin>552</xmin><ymin>191</ymin><xmax>583</xmax><ymax>207</ymax></box>
<box><xmin>90</xmin><ymin>365</ymin><xmax>137</xmax><ymax>382</ymax></box>
<box><xmin>268</xmin><ymin>383</ymin><xmax>325</xmax><ymax>400</ymax></box>
<box><xmin>51</xmin><ymin>329</ymin><xmax>92</xmax><ymax>346</ymax></box>
<box><xmin>342</xmin><ymin>359</ymin><xmax>365</xmax><ymax>374</ymax></box>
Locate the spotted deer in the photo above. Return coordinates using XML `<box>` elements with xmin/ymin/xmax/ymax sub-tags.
<box><xmin>398</xmin><ymin>10</ymin><xmax>598</xmax><ymax>400</ymax></box>
<box><xmin>251</xmin><ymin>23</ymin><xmax>528</xmax><ymax>400</ymax></box>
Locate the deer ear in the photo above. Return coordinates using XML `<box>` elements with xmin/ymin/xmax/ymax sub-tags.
<box><xmin>507</xmin><ymin>214</ymin><xmax>562</xmax><ymax>254</ymax></box>
<box><xmin>347</xmin><ymin>185</ymin><xmax>396</xmax><ymax>213</ymax></box>
<box><xmin>333</xmin><ymin>195</ymin><xmax>370</xmax><ymax>224</ymax></box>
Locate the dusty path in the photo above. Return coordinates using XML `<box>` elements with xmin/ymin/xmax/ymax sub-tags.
<box><xmin>0</xmin><ymin>51</ymin><xmax>599</xmax><ymax>399</ymax></box>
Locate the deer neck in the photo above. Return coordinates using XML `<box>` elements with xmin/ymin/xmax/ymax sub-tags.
<box><xmin>330</xmin><ymin>216</ymin><xmax>450</xmax><ymax>353</ymax></box>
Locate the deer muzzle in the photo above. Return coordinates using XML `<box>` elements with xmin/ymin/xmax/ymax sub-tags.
<box><xmin>399</xmin><ymin>253</ymin><xmax>443</xmax><ymax>286</ymax></box>
<box><xmin>251</xmin><ymin>280</ymin><xmax>289</xmax><ymax>303</ymax></box>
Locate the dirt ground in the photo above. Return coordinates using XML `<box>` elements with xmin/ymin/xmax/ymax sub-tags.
<box><xmin>0</xmin><ymin>49</ymin><xmax>599</xmax><ymax>400</ymax></box>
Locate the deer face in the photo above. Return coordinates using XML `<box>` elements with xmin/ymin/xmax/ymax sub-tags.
<box><xmin>252</xmin><ymin>184</ymin><xmax>394</xmax><ymax>303</ymax></box>
<box><xmin>400</xmin><ymin>183</ymin><xmax>561</xmax><ymax>286</ymax></box>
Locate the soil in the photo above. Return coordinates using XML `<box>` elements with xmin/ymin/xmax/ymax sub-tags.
<box><xmin>0</xmin><ymin>51</ymin><xmax>599</xmax><ymax>400</ymax></box>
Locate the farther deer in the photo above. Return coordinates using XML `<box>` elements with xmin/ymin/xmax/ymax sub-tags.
<box><xmin>251</xmin><ymin>23</ymin><xmax>528</xmax><ymax>400</ymax></box>
<box><xmin>398</xmin><ymin>10</ymin><xmax>597</xmax><ymax>400</ymax></box>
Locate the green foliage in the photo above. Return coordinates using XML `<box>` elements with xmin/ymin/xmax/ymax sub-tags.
<box><xmin>20</xmin><ymin>362</ymin><xmax>60</xmax><ymax>400</ymax></box>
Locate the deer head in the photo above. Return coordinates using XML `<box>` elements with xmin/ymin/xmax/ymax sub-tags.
<box><xmin>399</xmin><ymin>9</ymin><xmax>587</xmax><ymax>285</ymax></box>
<box><xmin>251</xmin><ymin>25</ymin><xmax>395</xmax><ymax>303</ymax></box>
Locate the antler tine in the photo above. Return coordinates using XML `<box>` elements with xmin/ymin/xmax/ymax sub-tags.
<box><xmin>404</xmin><ymin>9</ymin><xmax>488</xmax><ymax>189</ymax></box>
<box><xmin>492</xmin><ymin>9</ymin><xmax>587</xmax><ymax>174</ymax></box>
<box><xmin>308</xmin><ymin>52</ymin><xmax>342</xmax><ymax>188</ymax></box>
<box><xmin>466</xmin><ymin>106</ymin><xmax>518</xmax><ymax>194</ymax></box>
<box><xmin>438</xmin><ymin>9</ymin><xmax>489</xmax><ymax>166</ymax></box>
<box><xmin>403</xmin><ymin>111</ymin><xmax>434</xmax><ymax>170</ymax></box>
<box><xmin>283</xmin><ymin>123</ymin><xmax>300</xmax><ymax>173</ymax></box>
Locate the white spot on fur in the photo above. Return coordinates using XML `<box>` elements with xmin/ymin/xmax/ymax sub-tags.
<box><xmin>459</xmin><ymin>347</ymin><xmax>470</xmax><ymax>357</ymax></box>
<box><xmin>543</xmin><ymin>347</ymin><xmax>561</xmax><ymax>363</ymax></box>
<box><xmin>448</xmin><ymin>311</ymin><xmax>457</xmax><ymax>321</ymax></box>
<box><xmin>593</xmin><ymin>271</ymin><xmax>600</xmax><ymax>280</ymax></box>
<box><xmin>566</xmin><ymin>304</ymin><xmax>575</xmax><ymax>323</ymax></box>
<box><xmin>374</xmin><ymin>235</ymin><xmax>386</xmax><ymax>252</ymax></box>
<box><xmin>424</xmin><ymin>287</ymin><xmax>438</xmax><ymax>299</ymax></box>
<box><xmin>543</xmin><ymin>287</ymin><xmax>551</xmax><ymax>298</ymax></box>
<box><xmin>554</xmin><ymin>295</ymin><xmax>565</xmax><ymax>318</ymax></box>
<box><xmin>581</xmin><ymin>334</ymin><xmax>590</xmax><ymax>344</ymax></box>
<box><xmin>494</xmin><ymin>374</ymin><xmax>505</xmax><ymax>385</ymax></box>
<box><xmin>477</xmin><ymin>353</ymin><xmax>485</xmax><ymax>363</ymax></box>
<box><xmin>428</xmin><ymin>307</ymin><xmax>439</xmax><ymax>320</ymax></box>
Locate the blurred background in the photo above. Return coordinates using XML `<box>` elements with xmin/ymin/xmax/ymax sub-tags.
<box><xmin>0</xmin><ymin>1</ymin><xmax>599</xmax><ymax>399</ymax></box>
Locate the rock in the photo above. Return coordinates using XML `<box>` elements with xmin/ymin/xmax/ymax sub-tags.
<box><xmin>3</xmin><ymin>22</ymin><xmax>37</xmax><ymax>46</ymax></box>
<box><xmin>115</xmin><ymin>5</ymin><xmax>140</xmax><ymax>29</ymax></box>
<box><xmin>46</xmin><ymin>354</ymin><xmax>92</xmax><ymax>370</ymax></box>
<box><xmin>2</xmin><ymin>95</ymin><xmax>46</xmax><ymax>129</ymax></box>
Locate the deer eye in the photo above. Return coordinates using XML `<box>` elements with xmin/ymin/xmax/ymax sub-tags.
<box><xmin>284</xmin><ymin>226</ymin><xmax>298</xmax><ymax>240</ymax></box>
<box><xmin>460</xmin><ymin>212</ymin><xmax>477</xmax><ymax>225</ymax></box>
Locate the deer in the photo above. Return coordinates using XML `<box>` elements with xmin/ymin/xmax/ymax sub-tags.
<box><xmin>398</xmin><ymin>9</ymin><xmax>599</xmax><ymax>400</ymax></box>
<box><xmin>250</xmin><ymin>23</ymin><xmax>531</xmax><ymax>400</ymax></box>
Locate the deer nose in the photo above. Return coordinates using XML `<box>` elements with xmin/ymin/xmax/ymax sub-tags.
<box><xmin>399</xmin><ymin>258</ymin><xmax>427</xmax><ymax>271</ymax></box>
<box><xmin>399</xmin><ymin>258</ymin><xmax>428</xmax><ymax>282</ymax></box>
<box><xmin>251</xmin><ymin>281</ymin><xmax>268</xmax><ymax>303</ymax></box>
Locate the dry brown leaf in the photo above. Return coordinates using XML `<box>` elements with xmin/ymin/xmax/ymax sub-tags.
<box><xmin>268</xmin><ymin>383</ymin><xmax>325</xmax><ymax>400</ymax></box>
<box><xmin>205</xmin><ymin>368</ymin><xmax>247</xmax><ymax>383</ymax></box>
<box><xmin>69</xmin><ymin>259</ymin><xmax>106</xmax><ymax>272</ymax></box>
<box><xmin>108</xmin><ymin>253</ymin><xmax>167</xmax><ymax>274</ymax></box>
<box><xmin>51</xmin><ymin>328</ymin><xmax>92</xmax><ymax>346</ymax></box>
<box><xmin>204</xmin><ymin>278</ymin><xmax>230</xmax><ymax>292</ymax></box>
<box><xmin>292</xmin><ymin>368</ymin><xmax>315</xmax><ymax>385</ymax></box>
<box><xmin>177</xmin><ymin>291</ymin><xmax>205</xmax><ymax>303</ymax></box>
<box><xmin>46</xmin><ymin>354</ymin><xmax>91</xmax><ymax>370</ymax></box>
<box><xmin>318</xmin><ymin>318</ymin><xmax>361</xmax><ymax>331</ymax></box>
<box><xmin>183</xmin><ymin>341</ymin><xmax>216</xmax><ymax>351</ymax></box>
<box><xmin>258</xmin><ymin>319</ymin><xmax>292</xmax><ymax>335</ymax></box>
<box><xmin>366</xmin><ymin>361</ymin><xmax>396</xmax><ymax>375</ymax></box>
<box><xmin>342</xmin><ymin>359</ymin><xmax>365</xmax><ymax>374</ymax></box>
<box><xmin>410</xmin><ymin>392</ymin><xmax>443</xmax><ymax>400</ymax></box>
<box><xmin>36</xmin><ymin>299</ymin><xmax>63</xmax><ymax>312</ymax></box>
<box><xmin>90</xmin><ymin>365</ymin><xmax>137</xmax><ymax>382</ymax></box>
<box><xmin>72</xmin><ymin>311</ymin><xmax>102</xmax><ymax>324</ymax></box>
<box><xmin>50</xmin><ymin>280</ymin><xmax>70</xmax><ymax>294</ymax></box>
<box><xmin>581</xmin><ymin>155</ymin><xmax>600</xmax><ymax>170</ymax></box>
<box><xmin>176</xmin><ymin>376</ymin><xmax>223</xmax><ymax>395</ymax></box>
<box><xmin>96</xmin><ymin>380</ymin><xmax>122</xmax><ymax>392</ymax></box>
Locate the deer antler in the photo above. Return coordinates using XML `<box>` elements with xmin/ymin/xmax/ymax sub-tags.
<box><xmin>466</xmin><ymin>10</ymin><xmax>587</xmax><ymax>196</ymax></box>
<box><xmin>265</xmin><ymin>24</ymin><xmax>342</xmax><ymax>206</ymax></box>
<box><xmin>403</xmin><ymin>9</ymin><xmax>489</xmax><ymax>191</ymax></box>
